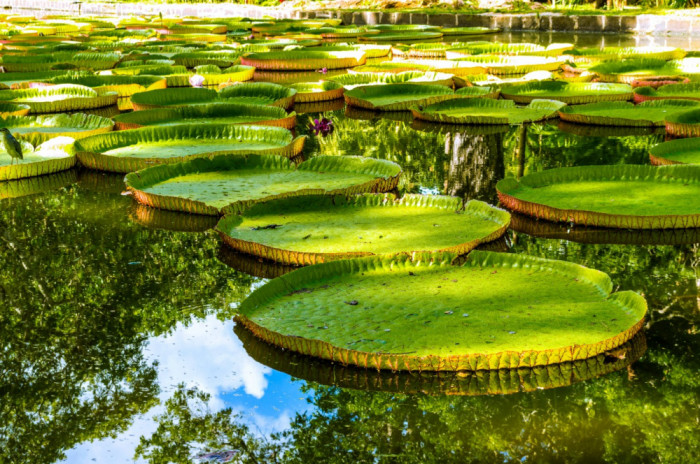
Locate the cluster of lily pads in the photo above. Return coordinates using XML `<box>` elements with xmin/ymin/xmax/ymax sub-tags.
<box><xmin>13</xmin><ymin>14</ymin><xmax>700</xmax><ymax>374</ymax></box>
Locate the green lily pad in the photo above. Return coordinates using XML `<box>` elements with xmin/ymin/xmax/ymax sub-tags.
<box><xmin>331</xmin><ymin>71</ymin><xmax>454</xmax><ymax>89</ymax></box>
<box><xmin>216</xmin><ymin>194</ymin><xmax>510</xmax><ymax>265</ymax></box>
<box><xmin>287</xmin><ymin>81</ymin><xmax>344</xmax><ymax>103</ymax></box>
<box><xmin>75</xmin><ymin>124</ymin><xmax>306</xmax><ymax>173</ymax></box>
<box><xmin>411</xmin><ymin>98</ymin><xmax>564</xmax><ymax>125</ymax></box>
<box><xmin>558</xmin><ymin>100</ymin><xmax>700</xmax><ymax>127</ymax></box>
<box><xmin>634</xmin><ymin>83</ymin><xmax>700</xmax><ymax>103</ymax></box>
<box><xmin>501</xmin><ymin>81</ymin><xmax>633</xmax><ymax>104</ymax></box>
<box><xmin>0</xmin><ymin>113</ymin><xmax>114</xmax><ymax>145</ymax></box>
<box><xmin>649</xmin><ymin>137</ymin><xmax>700</xmax><ymax>165</ymax></box>
<box><xmin>218</xmin><ymin>82</ymin><xmax>297</xmax><ymax>110</ymax></box>
<box><xmin>241</xmin><ymin>50</ymin><xmax>366</xmax><ymax>71</ymax></box>
<box><xmin>113</xmin><ymin>102</ymin><xmax>295</xmax><ymax>131</ymax></box>
<box><xmin>129</xmin><ymin>87</ymin><xmax>218</xmax><ymax>111</ymax></box>
<box><xmin>344</xmin><ymin>83</ymin><xmax>458</xmax><ymax>111</ymax></box>
<box><xmin>571</xmin><ymin>47</ymin><xmax>685</xmax><ymax>63</ymax></box>
<box><xmin>0</xmin><ymin>136</ymin><xmax>76</xmax><ymax>181</ymax></box>
<box><xmin>236</xmin><ymin>250</ymin><xmax>646</xmax><ymax>371</ymax></box>
<box><xmin>590</xmin><ymin>58</ymin><xmax>700</xmax><ymax>84</ymax></box>
<box><xmin>124</xmin><ymin>154</ymin><xmax>401</xmax><ymax>215</ymax></box>
<box><xmin>664</xmin><ymin>108</ymin><xmax>700</xmax><ymax>138</ymax></box>
<box><xmin>497</xmin><ymin>165</ymin><xmax>700</xmax><ymax>229</ymax></box>
<box><xmin>0</xmin><ymin>84</ymin><xmax>118</xmax><ymax>113</ymax></box>
<box><xmin>358</xmin><ymin>31</ymin><xmax>443</xmax><ymax>43</ymax></box>
<box><xmin>451</xmin><ymin>56</ymin><xmax>564</xmax><ymax>75</ymax></box>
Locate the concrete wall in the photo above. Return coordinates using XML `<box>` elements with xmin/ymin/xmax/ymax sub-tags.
<box><xmin>4</xmin><ymin>0</ymin><xmax>700</xmax><ymax>37</ymax></box>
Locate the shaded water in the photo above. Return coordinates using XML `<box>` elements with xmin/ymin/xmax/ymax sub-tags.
<box><xmin>0</xmin><ymin>29</ymin><xmax>698</xmax><ymax>464</ymax></box>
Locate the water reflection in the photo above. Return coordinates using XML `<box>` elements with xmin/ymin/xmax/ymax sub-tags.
<box><xmin>0</xmin><ymin>97</ymin><xmax>698</xmax><ymax>462</ymax></box>
<box><xmin>236</xmin><ymin>324</ymin><xmax>647</xmax><ymax>396</ymax></box>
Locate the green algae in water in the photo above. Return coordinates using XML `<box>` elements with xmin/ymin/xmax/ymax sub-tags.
<box><xmin>237</xmin><ymin>251</ymin><xmax>646</xmax><ymax>371</ymax></box>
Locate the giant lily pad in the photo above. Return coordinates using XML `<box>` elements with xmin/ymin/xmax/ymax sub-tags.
<box><xmin>633</xmin><ymin>83</ymin><xmax>700</xmax><ymax>103</ymax></box>
<box><xmin>216</xmin><ymin>194</ymin><xmax>510</xmax><ymax>265</ymax></box>
<box><xmin>664</xmin><ymin>108</ymin><xmax>700</xmax><ymax>138</ymax></box>
<box><xmin>451</xmin><ymin>56</ymin><xmax>564</xmax><ymax>75</ymax></box>
<box><xmin>0</xmin><ymin>113</ymin><xmax>114</xmax><ymax>145</ymax></box>
<box><xmin>497</xmin><ymin>165</ymin><xmax>700</xmax><ymax>229</ymax></box>
<box><xmin>113</xmin><ymin>102</ymin><xmax>295</xmax><ymax>130</ymax></box>
<box><xmin>411</xmin><ymin>98</ymin><xmax>564</xmax><ymax>125</ymax></box>
<box><xmin>649</xmin><ymin>138</ymin><xmax>700</xmax><ymax>165</ymax></box>
<box><xmin>358</xmin><ymin>31</ymin><xmax>443</xmax><ymax>42</ymax></box>
<box><xmin>557</xmin><ymin>100</ymin><xmax>700</xmax><ymax>127</ymax></box>
<box><xmin>45</xmin><ymin>74</ymin><xmax>167</xmax><ymax>97</ymax></box>
<box><xmin>570</xmin><ymin>47</ymin><xmax>685</xmax><ymax>64</ymax></box>
<box><xmin>75</xmin><ymin>124</ymin><xmax>306</xmax><ymax>173</ymax></box>
<box><xmin>287</xmin><ymin>81</ymin><xmax>344</xmax><ymax>103</ymax></box>
<box><xmin>241</xmin><ymin>51</ymin><xmax>366</xmax><ymax>71</ymax></box>
<box><xmin>0</xmin><ymin>136</ymin><xmax>76</xmax><ymax>181</ymax></box>
<box><xmin>344</xmin><ymin>83</ymin><xmax>458</xmax><ymax>111</ymax></box>
<box><xmin>501</xmin><ymin>81</ymin><xmax>633</xmax><ymax>104</ymax></box>
<box><xmin>0</xmin><ymin>102</ymin><xmax>30</xmax><ymax>117</ymax></box>
<box><xmin>236</xmin><ymin>250</ymin><xmax>647</xmax><ymax>371</ymax></box>
<box><xmin>124</xmin><ymin>154</ymin><xmax>401</xmax><ymax>215</ymax></box>
<box><xmin>590</xmin><ymin>58</ymin><xmax>700</xmax><ymax>84</ymax></box>
<box><xmin>165</xmin><ymin>65</ymin><xmax>255</xmax><ymax>88</ymax></box>
<box><xmin>129</xmin><ymin>87</ymin><xmax>218</xmax><ymax>111</ymax></box>
<box><xmin>331</xmin><ymin>71</ymin><xmax>454</xmax><ymax>89</ymax></box>
<box><xmin>0</xmin><ymin>84</ymin><xmax>118</xmax><ymax>113</ymax></box>
<box><xmin>218</xmin><ymin>82</ymin><xmax>297</xmax><ymax>110</ymax></box>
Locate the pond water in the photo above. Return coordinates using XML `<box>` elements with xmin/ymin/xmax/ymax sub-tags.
<box><xmin>0</xmin><ymin>31</ymin><xmax>698</xmax><ymax>464</ymax></box>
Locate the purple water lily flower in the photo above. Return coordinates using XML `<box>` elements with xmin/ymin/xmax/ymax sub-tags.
<box><xmin>189</xmin><ymin>74</ymin><xmax>205</xmax><ymax>88</ymax></box>
<box><xmin>316</xmin><ymin>67</ymin><xmax>328</xmax><ymax>75</ymax></box>
<box><xmin>309</xmin><ymin>117</ymin><xmax>334</xmax><ymax>137</ymax></box>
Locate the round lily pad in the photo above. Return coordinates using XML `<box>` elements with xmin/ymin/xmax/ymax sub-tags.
<box><xmin>634</xmin><ymin>83</ymin><xmax>700</xmax><ymax>103</ymax></box>
<box><xmin>113</xmin><ymin>102</ymin><xmax>296</xmax><ymax>131</ymax></box>
<box><xmin>497</xmin><ymin>165</ymin><xmax>700</xmax><ymax>229</ymax></box>
<box><xmin>287</xmin><ymin>81</ymin><xmax>344</xmax><ymax>103</ymax></box>
<box><xmin>0</xmin><ymin>113</ymin><xmax>114</xmax><ymax>145</ymax></box>
<box><xmin>344</xmin><ymin>83</ymin><xmax>458</xmax><ymax>111</ymax></box>
<box><xmin>236</xmin><ymin>322</ymin><xmax>646</xmax><ymax>395</ymax></box>
<box><xmin>331</xmin><ymin>71</ymin><xmax>454</xmax><ymax>89</ymax></box>
<box><xmin>590</xmin><ymin>58</ymin><xmax>700</xmax><ymax>83</ymax></box>
<box><xmin>557</xmin><ymin>100</ymin><xmax>700</xmax><ymax>127</ymax></box>
<box><xmin>0</xmin><ymin>136</ymin><xmax>76</xmax><ymax>181</ymax></box>
<box><xmin>241</xmin><ymin>50</ymin><xmax>366</xmax><ymax>70</ymax></box>
<box><xmin>0</xmin><ymin>102</ymin><xmax>31</xmax><ymax>117</ymax></box>
<box><xmin>649</xmin><ymin>137</ymin><xmax>700</xmax><ymax>165</ymax></box>
<box><xmin>236</xmin><ymin>251</ymin><xmax>647</xmax><ymax>371</ymax></box>
<box><xmin>451</xmin><ymin>56</ymin><xmax>564</xmax><ymax>76</ymax></box>
<box><xmin>75</xmin><ymin>124</ymin><xmax>306</xmax><ymax>173</ymax></box>
<box><xmin>411</xmin><ymin>98</ymin><xmax>564</xmax><ymax>125</ymax></box>
<box><xmin>216</xmin><ymin>194</ymin><xmax>510</xmax><ymax>265</ymax></box>
<box><xmin>124</xmin><ymin>154</ymin><xmax>402</xmax><ymax>215</ymax></box>
<box><xmin>501</xmin><ymin>81</ymin><xmax>633</xmax><ymax>104</ymax></box>
<box><xmin>218</xmin><ymin>82</ymin><xmax>297</xmax><ymax>110</ymax></box>
<box><xmin>664</xmin><ymin>108</ymin><xmax>700</xmax><ymax>138</ymax></box>
<box><xmin>129</xmin><ymin>87</ymin><xmax>218</xmax><ymax>111</ymax></box>
<box><xmin>0</xmin><ymin>84</ymin><xmax>118</xmax><ymax>113</ymax></box>
<box><xmin>358</xmin><ymin>31</ymin><xmax>443</xmax><ymax>42</ymax></box>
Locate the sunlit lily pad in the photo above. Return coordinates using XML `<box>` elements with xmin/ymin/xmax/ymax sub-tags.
<box><xmin>0</xmin><ymin>113</ymin><xmax>114</xmax><ymax>145</ymax></box>
<box><xmin>497</xmin><ymin>165</ymin><xmax>700</xmax><ymax>228</ymax></box>
<box><xmin>558</xmin><ymin>100</ymin><xmax>700</xmax><ymax>127</ymax></box>
<box><xmin>113</xmin><ymin>102</ymin><xmax>295</xmax><ymax>130</ymax></box>
<box><xmin>0</xmin><ymin>136</ymin><xmax>76</xmax><ymax>180</ymax></box>
<box><xmin>241</xmin><ymin>50</ymin><xmax>366</xmax><ymax>70</ymax></box>
<box><xmin>124</xmin><ymin>154</ymin><xmax>401</xmax><ymax>215</ymax></box>
<box><xmin>649</xmin><ymin>137</ymin><xmax>700</xmax><ymax>165</ymax></box>
<box><xmin>216</xmin><ymin>194</ymin><xmax>510</xmax><ymax>265</ymax></box>
<box><xmin>501</xmin><ymin>81</ymin><xmax>633</xmax><ymax>104</ymax></box>
<box><xmin>412</xmin><ymin>98</ymin><xmax>564</xmax><ymax>125</ymax></box>
<box><xmin>344</xmin><ymin>83</ymin><xmax>458</xmax><ymax>111</ymax></box>
<box><xmin>0</xmin><ymin>84</ymin><xmax>118</xmax><ymax>113</ymax></box>
<box><xmin>76</xmin><ymin>124</ymin><xmax>306</xmax><ymax>173</ymax></box>
<box><xmin>236</xmin><ymin>251</ymin><xmax>646</xmax><ymax>371</ymax></box>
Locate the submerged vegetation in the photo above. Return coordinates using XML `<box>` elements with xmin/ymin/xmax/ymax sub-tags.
<box><xmin>0</xmin><ymin>10</ymin><xmax>697</xmax><ymax>464</ymax></box>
